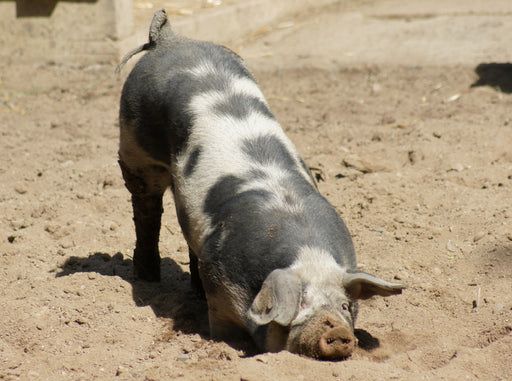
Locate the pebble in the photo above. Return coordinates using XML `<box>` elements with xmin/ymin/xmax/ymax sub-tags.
<box><xmin>10</xmin><ymin>219</ymin><xmax>27</xmax><ymax>230</ymax></box>
<box><xmin>371</xmin><ymin>226</ymin><xmax>386</xmax><ymax>233</ymax></box>
<box><xmin>115</xmin><ymin>366</ymin><xmax>127</xmax><ymax>376</ymax></box>
<box><xmin>342</xmin><ymin>154</ymin><xmax>387</xmax><ymax>174</ymax></box>
<box><xmin>60</xmin><ymin>237</ymin><xmax>74</xmax><ymax>249</ymax></box>
<box><xmin>473</xmin><ymin>231</ymin><xmax>487</xmax><ymax>242</ymax></box>
<box><xmin>446</xmin><ymin>240</ymin><xmax>457</xmax><ymax>252</ymax></box>
<box><xmin>450</xmin><ymin>163</ymin><xmax>464</xmax><ymax>172</ymax></box>
<box><xmin>14</xmin><ymin>184</ymin><xmax>28</xmax><ymax>194</ymax></box>
<box><xmin>176</xmin><ymin>354</ymin><xmax>190</xmax><ymax>361</ymax></box>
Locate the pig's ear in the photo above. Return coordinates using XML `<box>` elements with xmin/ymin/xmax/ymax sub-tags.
<box><xmin>247</xmin><ymin>269</ymin><xmax>302</xmax><ymax>327</ymax></box>
<box><xmin>342</xmin><ymin>270</ymin><xmax>406</xmax><ymax>300</ymax></box>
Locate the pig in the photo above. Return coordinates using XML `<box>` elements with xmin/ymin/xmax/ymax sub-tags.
<box><xmin>117</xmin><ymin>9</ymin><xmax>406</xmax><ymax>360</ymax></box>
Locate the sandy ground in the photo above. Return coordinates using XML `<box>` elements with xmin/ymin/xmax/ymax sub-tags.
<box><xmin>1</xmin><ymin>1</ymin><xmax>511</xmax><ymax>380</ymax></box>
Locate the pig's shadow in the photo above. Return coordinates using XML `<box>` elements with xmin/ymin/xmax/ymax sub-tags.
<box><xmin>354</xmin><ymin>328</ymin><xmax>380</xmax><ymax>351</ymax></box>
<box><xmin>470</xmin><ymin>62</ymin><xmax>512</xmax><ymax>93</ymax></box>
<box><xmin>56</xmin><ymin>252</ymin><xmax>381</xmax><ymax>356</ymax></box>
<box><xmin>56</xmin><ymin>252</ymin><xmax>211</xmax><ymax>339</ymax></box>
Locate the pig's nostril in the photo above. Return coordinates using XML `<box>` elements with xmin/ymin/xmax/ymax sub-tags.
<box><xmin>326</xmin><ymin>336</ymin><xmax>351</xmax><ymax>345</ymax></box>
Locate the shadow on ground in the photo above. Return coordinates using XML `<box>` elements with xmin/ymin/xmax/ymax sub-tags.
<box><xmin>56</xmin><ymin>252</ymin><xmax>210</xmax><ymax>337</ymax></box>
<box><xmin>471</xmin><ymin>63</ymin><xmax>512</xmax><ymax>93</ymax></box>
<box><xmin>56</xmin><ymin>251</ymin><xmax>383</xmax><ymax>358</ymax></box>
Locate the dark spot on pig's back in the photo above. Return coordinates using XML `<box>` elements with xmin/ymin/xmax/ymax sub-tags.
<box><xmin>203</xmin><ymin>175</ymin><xmax>247</xmax><ymax>222</ymax></box>
<box><xmin>184</xmin><ymin>146</ymin><xmax>202</xmax><ymax>177</ymax></box>
<box><xmin>213</xmin><ymin>95</ymin><xmax>275</xmax><ymax>121</ymax></box>
<box><xmin>241</xmin><ymin>135</ymin><xmax>296</xmax><ymax>168</ymax></box>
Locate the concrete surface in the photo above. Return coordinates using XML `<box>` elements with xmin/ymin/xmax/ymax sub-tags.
<box><xmin>0</xmin><ymin>0</ymin><xmax>340</xmax><ymax>65</ymax></box>
<box><xmin>121</xmin><ymin>0</ymin><xmax>339</xmax><ymax>62</ymax></box>
<box><xmin>238</xmin><ymin>0</ymin><xmax>512</xmax><ymax>69</ymax></box>
<box><xmin>0</xmin><ymin>0</ymin><xmax>133</xmax><ymax>65</ymax></box>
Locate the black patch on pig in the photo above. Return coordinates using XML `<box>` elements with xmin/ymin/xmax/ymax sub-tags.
<box><xmin>184</xmin><ymin>146</ymin><xmax>202</xmax><ymax>177</ymax></box>
<box><xmin>200</xmin><ymin>170</ymin><xmax>356</xmax><ymax>299</ymax></box>
<box><xmin>213</xmin><ymin>94</ymin><xmax>275</xmax><ymax>121</ymax></box>
<box><xmin>119</xmin><ymin>38</ymin><xmax>257</xmax><ymax>166</ymax></box>
<box><xmin>241</xmin><ymin>135</ymin><xmax>296</xmax><ymax>168</ymax></box>
<box><xmin>203</xmin><ymin>175</ymin><xmax>248</xmax><ymax>223</ymax></box>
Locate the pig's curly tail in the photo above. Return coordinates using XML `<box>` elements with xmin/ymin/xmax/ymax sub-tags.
<box><xmin>116</xmin><ymin>9</ymin><xmax>170</xmax><ymax>74</ymax></box>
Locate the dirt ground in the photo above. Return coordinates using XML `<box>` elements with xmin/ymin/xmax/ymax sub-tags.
<box><xmin>1</xmin><ymin>1</ymin><xmax>511</xmax><ymax>380</ymax></box>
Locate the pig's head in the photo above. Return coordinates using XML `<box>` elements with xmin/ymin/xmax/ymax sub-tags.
<box><xmin>246</xmin><ymin>248</ymin><xmax>405</xmax><ymax>360</ymax></box>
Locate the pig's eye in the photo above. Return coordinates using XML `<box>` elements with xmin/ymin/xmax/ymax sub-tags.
<box><xmin>341</xmin><ymin>303</ymin><xmax>350</xmax><ymax>312</ymax></box>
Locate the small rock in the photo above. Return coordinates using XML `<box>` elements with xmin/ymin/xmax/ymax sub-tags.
<box><xmin>176</xmin><ymin>354</ymin><xmax>190</xmax><ymax>362</ymax></box>
<box><xmin>60</xmin><ymin>237</ymin><xmax>74</xmax><ymax>249</ymax></box>
<box><xmin>115</xmin><ymin>365</ymin><xmax>127</xmax><ymax>376</ymax></box>
<box><xmin>10</xmin><ymin>219</ymin><xmax>27</xmax><ymax>230</ymax></box>
<box><xmin>445</xmin><ymin>93</ymin><xmax>461</xmax><ymax>102</ymax></box>
<box><xmin>450</xmin><ymin>163</ymin><xmax>465</xmax><ymax>172</ymax></box>
<box><xmin>446</xmin><ymin>240</ymin><xmax>457</xmax><ymax>252</ymax></box>
<box><xmin>371</xmin><ymin>226</ymin><xmax>386</xmax><ymax>233</ymax></box>
<box><xmin>473</xmin><ymin>231</ymin><xmax>487</xmax><ymax>242</ymax></box>
<box><xmin>14</xmin><ymin>184</ymin><xmax>28</xmax><ymax>194</ymax></box>
<box><xmin>342</xmin><ymin>154</ymin><xmax>387</xmax><ymax>174</ymax></box>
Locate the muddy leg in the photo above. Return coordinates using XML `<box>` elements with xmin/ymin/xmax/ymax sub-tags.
<box><xmin>119</xmin><ymin>160</ymin><xmax>167</xmax><ymax>282</ymax></box>
<box><xmin>189</xmin><ymin>248</ymin><xmax>205</xmax><ymax>298</ymax></box>
<box><xmin>132</xmin><ymin>192</ymin><xmax>163</xmax><ymax>281</ymax></box>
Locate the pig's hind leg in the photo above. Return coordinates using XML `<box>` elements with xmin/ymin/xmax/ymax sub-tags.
<box><xmin>119</xmin><ymin>159</ymin><xmax>170</xmax><ymax>282</ymax></box>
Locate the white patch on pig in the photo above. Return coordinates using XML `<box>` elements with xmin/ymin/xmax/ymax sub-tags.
<box><xmin>238</xmin><ymin>164</ymin><xmax>304</xmax><ymax>214</ymax></box>
<box><xmin>290</xmin><ymin>246</ymin><xmax>353</xmax><ymax>328</ymax></box>
<box><xmin>186</xmin><ymin>60</ymin><xmax>267</xmax><ymax>104</ymax></box>
<box><xmin>174</xmin><ymin>61</ymin><xmax>314</xmax><ymax>251</ymax></box>
<box><xmin>186</xmin><ymin>60</ymin><xmax>219</xmax><ymax>78</ymax></box>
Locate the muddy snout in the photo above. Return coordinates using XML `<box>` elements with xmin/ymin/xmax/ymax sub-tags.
<box><xmin>318</xmin><ymin>324</ymin><xmax>356</xmax><ymax>360</ymax></box>
<box><xmin>296</xmin><ymin>312</ymin><xmax>357</xmax><ymax>361</ymax></box>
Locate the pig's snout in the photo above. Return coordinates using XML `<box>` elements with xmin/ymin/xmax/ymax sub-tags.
<box><xmin>318</xmin><ymin>325</ymin><xmax>356</xmax><ymax>360</ymax></box>
<box><xmin>291</xmin><ymin>312</ymin><xmax>357</xmax><ymax>361</ymax></box>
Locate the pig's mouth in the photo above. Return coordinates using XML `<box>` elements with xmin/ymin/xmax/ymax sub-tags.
<box><xmin>290</xmin><ymin>312</ymin><xmax>357</xmax><ymax>361</ymax></box>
